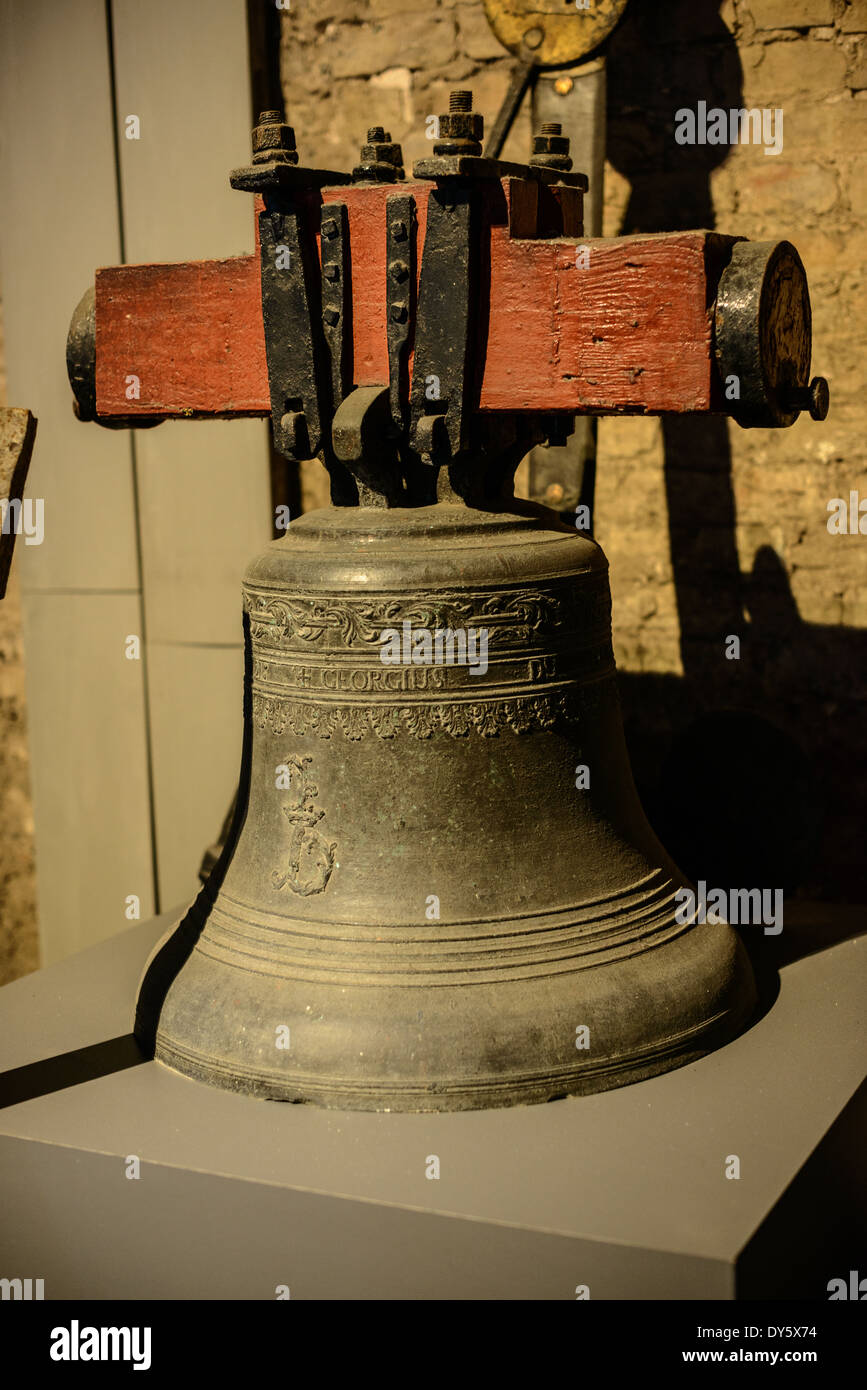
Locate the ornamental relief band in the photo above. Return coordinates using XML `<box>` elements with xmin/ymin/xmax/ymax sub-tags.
<box><xmin>243</xmin><ymin>580</ymin><xmax>612</xmax><ymax>651</ymax></box>
<box><xmin>244</xmin><ymin>582</ymin><xmax>616</xmax><ymax>739</ymax></box>
<box><xmin>250</xmin><ymin>687</ymin><xmax>609</xmax><ymax>740</ymax></box>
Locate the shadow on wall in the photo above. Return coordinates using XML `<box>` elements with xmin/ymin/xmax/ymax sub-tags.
<box><xmin>604</xmin><ymin>0</ymin><xmax>866</xmax><ymax>902</ymax></box>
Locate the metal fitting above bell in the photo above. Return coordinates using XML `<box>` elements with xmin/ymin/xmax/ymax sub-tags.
<box><xmin>433</xmin><ymin>89</ymin><xmax>484</xmax><ymax>157</ymax></box>
<box><xmin>352</xmin><ymin>127</ymin><xmax>405</xmax><ymax>183</ymax></box>
<box><xmin>530</xmin><ymin>121</ymin><xmax>573</xmax><ymax>172</ymax></box>
<box><xmin>251</xmin><ymin>109</ymin><xmax>298</xmax><ymax>166</ymax></box>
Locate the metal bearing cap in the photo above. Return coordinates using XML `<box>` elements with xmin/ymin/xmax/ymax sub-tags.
<box><xmin>714</xmin><ymin>239</ymin><xmax>829</xmax><ymax>429</ymax></box>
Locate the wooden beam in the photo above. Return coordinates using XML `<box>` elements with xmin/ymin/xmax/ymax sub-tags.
<box><xmin>93</xmin><ymin>181</ymin><xmax>727</xmax><ymax>420</ymax></box>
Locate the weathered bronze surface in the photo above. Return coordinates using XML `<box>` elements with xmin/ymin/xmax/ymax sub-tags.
<box><xmin>152</xmin><ymin>500</ymin><xmax>757</xmax><ymax>1111</ymax></box>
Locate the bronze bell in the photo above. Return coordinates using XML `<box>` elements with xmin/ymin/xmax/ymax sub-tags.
<box><xmin>110</xmin><ymin>91</ymin><xmax>842</xmax><ymax>1113</ymax></box>
<box><xmin>142</xmin><ymin>499</ymin><xmax>756</xmax><ymax>1110</ymax></box>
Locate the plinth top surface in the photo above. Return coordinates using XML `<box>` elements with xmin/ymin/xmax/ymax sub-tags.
<box><xmin>1</xmin><ymin>907</ymin><xmax>864</xmax><ymax>1263</ymax></box>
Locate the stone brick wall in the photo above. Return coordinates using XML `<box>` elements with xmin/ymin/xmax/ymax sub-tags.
<box><xmin>282</xmin><ymin>0</ymin><xmax>867</xmax><ymax>900</ymax></box>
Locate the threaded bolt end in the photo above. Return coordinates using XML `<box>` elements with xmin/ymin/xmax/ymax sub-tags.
<box><xmin>449</xmin><ymin>90</ymin><xmax>472</xmax><ymax>113</ymax></box>
<box><xmin>367</xmin><ymin>126</ymin><xmax>386</xmax><ymax>142</ymax></box>
<box><xmin>541</xmin><ymin>122</ymin><xmax>561</xmax><ymax>136</ymax></box>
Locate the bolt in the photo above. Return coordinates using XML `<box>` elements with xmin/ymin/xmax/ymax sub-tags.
<box><xmin>353</xmin><ymin>128</ymin><xmax>405</xmax><ymax>183</ymax></box>
<box><xmin>389</xmin><ymin>259</ymin><xmax>409</xmax><ymax>284</ymax></box>
<box><xmin>323</xmin><ymin>263</ymin><xmax>340</xmax><ymax>282</ymax></box>
<box><xmin>554</xmin><ymin>76</ymin><xmax>574</xmax><ymax>96</ymax></box>
<box><xmin>390</xmin><ymin>219</ymin><xmax>408</xmax><ymax>241</ymax></box>
<box><xmin>252</xmin><ymin>109</ymin><xmax>298</xmax><ymax>166</ymax></box>
<box><xmin>322</xmin><ymin>218</ymin><xmax>339</xmax><ymax>239</ymax></box>
<box><xmin>434</xmin><ymin>89</ymin><xmax>483</xmax><ymax>157</ymax></box>
<box><xmin>390</xmin><ymin>303</ymin><xmax>408</xmax><ymax>323</ymax></box>
<box><xmin>530</xmin><ymin>122</ymin><xmax>573</xmax><ymax>172</ymax></box>
<box><xmin>785</xmin><ymin>376</ymin><xmax>830</xmax><ymax>421</ymax></box>
<box><xmin>324</xmin><ymin>307</ymin><xmax>340</xmax><ymax>326</ymax></box>
<box><xmin>523</xmin><ymin>27</ymin><xmax>544</xmax><ymax>50</ymax></box>
<box><xmin>544</xmin><ymin>482</ymin><xmax>565</xmax><ymax>505</ymax></box>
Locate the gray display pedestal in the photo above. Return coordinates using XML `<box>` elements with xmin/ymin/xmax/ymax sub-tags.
<box><xmin>1</xmin><ymin>908</ymin><xmax>864</xmax><ymax>1300</ymax></box>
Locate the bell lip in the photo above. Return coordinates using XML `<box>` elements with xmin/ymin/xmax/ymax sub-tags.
<box><xmin>152</xmin><ymin>912</ymin><xmax>757</xmax><ymax>1113</ymax></box>
<box><xmin>154</xmin><ymin>981</ymin><xmax>757</xmax><ymax>1114</ymax></box>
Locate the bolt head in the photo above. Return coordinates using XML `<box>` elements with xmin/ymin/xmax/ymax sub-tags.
<box><xmin>532</xmin><ymin>132</ymin><xmax>571</xmax><ymax>157</ymax></box>
<box><xmin>390</xmin><ymin>303</ymin><xmax>408</xmax><ymax>323</ymax></box>
<box><xmin>390</xmin><ymin>219</ymin><xmax>408</xmax><ymax>241</ymax></box>
<box><xmin>389</xmin><ymin>259</ymin><xmax>409</xmax><ymax>284</ymax></box>
<box><xmin>322</xmin><ymin>218</ymin><xmax>339</xmax><ymax>239</ymax></box>
<box><xmin>252</xmin><ymin>114</ymin><xmax>297</xmax><ymax>166</ymax></box>
<box><xmin>323</xmin><ymin>263</ymin><xmax>340</xmax><ymax>282</ymax></box>
<box><xmin>323</xmin><ymin>307</ymin><xmax>340</xmax><ymax>326</ymax></box>
<box><xmin>523</xmin><ymin>26</ymin><xmax>544</xmax><ymax>50</ymax></box>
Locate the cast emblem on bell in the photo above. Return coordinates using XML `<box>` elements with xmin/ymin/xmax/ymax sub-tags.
<box><xmin>271</xmin><ymin>755</ymin><xmax>337</xmax><ymax>897</ymax></box>
<box><xmin>112</xmin><ymin>88</ymin><xmax>827</xmax><ymax>1112</ymax></box>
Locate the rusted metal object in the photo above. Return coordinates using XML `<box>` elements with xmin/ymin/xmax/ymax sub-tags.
<box><xmin>714</xmin><ymin>240</ymin><xmax>828</xmax><ymax>429</ymax></box>
<box><xmin>482</xmin><ymin>0</ymin><xmax>628</xmax><ymax>157</ymax></box>
<box><xmin>319</xmin><ymin>201</ymin><xmax>350</xmax><ymax>417</ymax></box>
<box><xmin>251</xmin><ymin>108</ymin><xmax>298</xmax><ymax>167</ymax></box>
<box><xmin>483</xmin><ymin>0</ymin><xmax>629</xmax><ymax>69</ymax></box>
<box><xmin>529</xmin><ymin>121</ymin><xmax>573</xmax><ymax>172</ymax></box>
<box><xmin>352</xmin><ymin>128</ymin><xmax>405</xmax><ymax>184</ymax></box>
<box><xmin>434</xmin><ymin>89</ymin><xmax>484</xmax><ymax>157</ymax></box>
<box><xmin>0</xmin><ymin>408</ymin><xmax>37</xmax><ymax>600</ymax></box>
<box><xmin>386</xmin><ymin>192</ymin><xmax>415</xmax><ymax>436</ymax></box>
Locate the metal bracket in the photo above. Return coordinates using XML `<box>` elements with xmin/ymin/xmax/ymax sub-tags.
<box><xmin>257</xmin><ymin>199</ymin><xmax>326</xmax><ymax>461</ymax></box>
<box><xmin>386</xmin><ymin>194</ymin><xmax>414</xmax><ymax>435</ymax></box>
<box><xmin>332</xmin><ymin>385</ymin><xmax>401</xmax><ymax>506</ymax></box>
<box><xmin>409</xmin><ymin>182</ymin><xmax>476</xmax><ymax>466</ymax></box>
<box><xmin>320</xmin><ymin>203</ymin><xmax>349</xmax><ymax>416</ymax></box>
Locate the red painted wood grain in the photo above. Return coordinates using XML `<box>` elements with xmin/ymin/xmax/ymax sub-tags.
<box><xmin>93</xmin><ymin>181</ymin><xmax>721</xmax><ymax>420</ymax></box>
